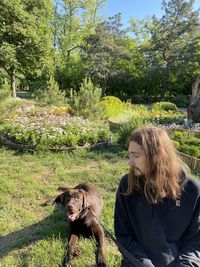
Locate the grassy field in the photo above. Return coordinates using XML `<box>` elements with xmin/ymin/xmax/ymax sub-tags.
<box><xmin>0</xmin><ymin>143</ymin><xmax>199</xmax><ymax>267</ymax></box>
<box><xmin>0</xmin><ymin>143</ymin><xmax>129</xmax><ymax>267</ymax></box>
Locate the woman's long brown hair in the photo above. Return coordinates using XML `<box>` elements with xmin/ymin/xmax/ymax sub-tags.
<box><xmin>124</xmin><ymin>126</ymin><xmax>190</xmax><ymax>203</ymax></box>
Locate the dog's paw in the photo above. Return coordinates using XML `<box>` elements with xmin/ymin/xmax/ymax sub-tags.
<box><xmin>73</xmin><ymin>248</ymin><xmax>81</xmax><ymax>258</ymax></box>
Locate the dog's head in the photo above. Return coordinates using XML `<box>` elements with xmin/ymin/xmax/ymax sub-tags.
<box><xmin>42</xmin><ymin>187</ymin><xmax>89</xmax><ymax>222</ymax></box>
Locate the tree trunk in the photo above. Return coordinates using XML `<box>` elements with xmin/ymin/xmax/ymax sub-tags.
<box><xmin>11</xmin><ymin>72</ymin><xmax>16</xmax><ymax>99</ymax></box>
<box><xmin>188</xmin><ymin>76</ymin><xmax>200</xmax><ymax>123</ymax></box>
<box><xmin>159</xmin><ymin>64</ymin><xmax>170</xmax><ymax>101</ymax></box>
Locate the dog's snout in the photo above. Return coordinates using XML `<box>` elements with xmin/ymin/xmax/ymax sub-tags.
<box><xmin>68</xmin><ymin>203</ymin><xmax>74</xmax><ymax>210</ymax></box>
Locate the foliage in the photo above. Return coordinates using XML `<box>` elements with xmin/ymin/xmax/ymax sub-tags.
<box><xmin>67</xmin><ymin>77</ymin><xmax>103</xmax><ymax>120</ymax></box>
<box><xmin>118</xmin><ymin>118</ymin><xmax>149</xmax><ymax>146</ymax></box>
<box><xmin>35</xmin><ymin>76</ymin><xmax>67</xmax><ymax>106</ymax></box>
<box><xmin>0</xmin><ymin>78</ymin><xmax>11</xmax><ymax>101</ymax></box>
<box><xmin>169</xmin><ymin>94</ymin><xmax>190</xmax><ymax>108</ymax></box>
<box><xmin>170</xmin><ymin>130</ymin><xmax>200</xmax><ymax>158</ymax></box>
<box><xmin>0</xmin><ymin>0</ymin><xmax>54</xmax><ymax>95</ymax></box>
<box><xmin>101</xmin><ymin>96</ymin><xmax>122</xmax><ymax>105</ymax></box>
<box><xmin>152</xmin><ymin>101</ymin><xmax>178</xmax><ymax>111</ymax></box>
<box><xmin>1</xmin><ymin>113</ymin><xmax>111</xmax><ymax>150</ymax></box>
<box><xmin>178</xmin><ymin>144</ymin><xmax>200</xmax><ymax>159</ymax></box>
<box><xmin>101</xmin><ymin>98</ymin><xmax>140</xmax><ymax>119</ymax></box>
<box><xmin>1</xmin><ymin>0</ymin><xmax>200</xmax><ymax>103</ymax></box>
<box><xmin>82</xmin><ymin>14</ymin><xmax>129</xmax><ymax>95</ymax></box>
<box><xmin>130</xmin><ymin>0</ymin><xmax>200</xmax><ymax>100</ymax></box>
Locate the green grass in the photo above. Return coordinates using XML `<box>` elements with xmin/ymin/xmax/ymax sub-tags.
<box><xmin>0</xmin><ymin>144</ymin><xmax>199</xmax><ymax>267</ymax></box>
<box><xmin>0</xmin><ymin>144</ymin><xmax>128</xmax><ymax>267</ymax></box>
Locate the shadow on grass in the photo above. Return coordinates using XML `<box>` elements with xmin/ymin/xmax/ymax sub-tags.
<box><xmin>0</xmin><ymin>140</ymin><xmax>127</xmax><ymax>160</ymax></box>
<box><xmin>0</xmin><ymin>207</ymin><xmax>69</xmax><ymax>259</ymax></box>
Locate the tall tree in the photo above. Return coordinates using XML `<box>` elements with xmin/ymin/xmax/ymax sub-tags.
<box><xmin>0</xmin><ymin>0</ymin><xmax>54</xmax><ymax>97</ymax></box>
<box><xmin>52</xmin><ymin>0</ymin><xmax>105</xmax><ymax>92</ymax></box>
<box><xmin>82</xmin><ymin>13</ymin><xmax>129</xmax><ymax>95</ymax></box>
<box><xmin>53</xmin><ymin>0</ymin><xmax>105</xmax><ymax>61</ymax></box>
<box><xmin>130</xmin><ymin>0</ymin><xmax>200</xmax><ymax>100</ymax></box>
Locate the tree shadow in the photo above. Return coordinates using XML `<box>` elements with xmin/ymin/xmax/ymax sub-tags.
<box><xmin>0</xmin><ymin>207</ymin><xmax>69</xmax><ymax>259</ymax></box>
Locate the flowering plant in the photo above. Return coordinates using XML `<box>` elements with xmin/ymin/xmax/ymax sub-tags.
<box><xmin>1</xmin><ymin>114</ymin><xmax>111</xmax><ymax>150</ymax></box>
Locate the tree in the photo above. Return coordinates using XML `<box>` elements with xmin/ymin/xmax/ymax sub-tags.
<box><xmin>53</xmin><ymin>0</ymin><xmax>105</xmax><ymax>61</ymax></box>
<box><xmin>52</xmin><ymin>0</ymin><xmax>106</xmax><ymax>93</ymax></box>
<box><xmin>82</xmin><ymin>13</ymin><xmax>129</xmax><ymax>95</ymax></box>
<box><xmin>0</xmin><ymin>0</ymin><xmax>54</xmax><ymax>97</ymax></box>
<box><xmin>188</xmin><ymin>76</ymin><xmax>200</xmax><ymax>123</ymax></box>
<box><xmin>130</xmin><ymin>0</ymin><xmax>200</xmax><ymax>100</ymax></box>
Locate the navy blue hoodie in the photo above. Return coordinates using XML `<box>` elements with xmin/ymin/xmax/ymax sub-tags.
<box><xmin>114</xmin><ymin>174</ymin><xmax>200</xmax><ymax>267</ymax></box>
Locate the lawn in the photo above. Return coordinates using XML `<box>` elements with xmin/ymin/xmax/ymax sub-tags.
<box><xmin>0</xmin><ymin>144</ymin><xmax>129</xmax><ymax>267</ymax></box>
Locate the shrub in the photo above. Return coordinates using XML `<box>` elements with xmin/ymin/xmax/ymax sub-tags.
<box><xmin>35</xmin><ymin>76</ymin><xmax>67</xmax><ymax>106</ymax></box>
<box><xmin>101</xmin><ymin>96</ymin><xmax>122</xmax><ymax>105</ymax></box>
<box><xmin>180</xmin><ymin>137</ymin><xmax>200</xmax><ymax>146</ymax></box>
<box><xmin>178</xmin><ymin>144</ymin><xmax>200</xmax><ymax>159</ymax></box>
<box><xmin>147</xmin><ymin>110</ymin><xmax>185</xmax><ymax>125</ymax></box>
<box><xmin>68</xmin><ymin>77</ymin><xmax>103</xmax><ymax>120</ymax></box>
<box><xmin>152</xmin><ymin>102</ymin><xmax>178</xmax><ymax>112</ymax></box>
<box><xmin>118</xmin><ymin>118</ymin><xmax>148</xmax><ymax>146</ymax></box>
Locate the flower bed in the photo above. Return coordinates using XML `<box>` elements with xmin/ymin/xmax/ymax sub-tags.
<box><xmin>0</xmin><ymin>113</ymin><xmax>111</xmax><ymax>150</ymax></box>
<box><xmin>170</xmin><ymin>130</ymin><xmax>200</xmax><ymax>159</ymax></box>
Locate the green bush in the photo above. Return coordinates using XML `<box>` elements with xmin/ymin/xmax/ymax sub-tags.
<box><xmin>181</xmin><ymin>137</ymin><xmax>200</xmax><ymax>146</ymax></box>
<box><xmin>178</xmin><ymin>144</ymin><xmax>200</xmax><ymax>159</ymax></box>
<box><xmin>171</xmin><ymin>131</ymin><xmax>189</xmax><ymax>140</ymax></box>
<box><xmin>35</xmin><ymin>76</ymin><xmax>67</xmax><ymax>106</ymax></box>
<box><xmin>118</xmin><ymin>118</ymin><xmax>148</xmax><ymax>146</ymax></box>
<box><xmin>68</xmin><ymin>77</ymin><xmax>103</xmax><ymax>120</ymax></box>
<box><xmin>152</xmin><ymin>101</ymin><xmax>178</xmax><ymax>112</ymax></box>
<box><xmin>101</xmin><ymin>96</ymin><xmax>122</xmax><ymax>105</ymax></box>
<box><xmin>172</xmin><ymin>140</ymin><xmax>180</xmax><ymax>149</ymax></box>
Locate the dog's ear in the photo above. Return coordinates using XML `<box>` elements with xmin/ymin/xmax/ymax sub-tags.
<box><xmin>58</xmin><ymin>187</ymin><xmax>70</xmax><ymax>192</ymax></box>
<box><xmin>40</xmin><ymin>193</ymin><xmax>65</xmax><ymax>206</ymax></box>
<box><xmin>79</xmin><ymin>189</ymin><xmax>88</xmax><ymax>209</ymax></box>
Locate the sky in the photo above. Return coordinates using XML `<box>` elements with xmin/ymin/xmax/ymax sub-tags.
<box><xmin>99</xmin><ymin>0</ymin><xmax>200</xmax><ymax>27</ymax></box>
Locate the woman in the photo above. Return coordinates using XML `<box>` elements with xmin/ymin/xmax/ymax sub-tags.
<box><xmin>114</xmin><ymin>126</ymin><xmax>200</xmax><ymax>267</ymax></box>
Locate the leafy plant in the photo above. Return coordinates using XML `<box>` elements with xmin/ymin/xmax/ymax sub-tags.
<box><xmin>68</xmin><ymin>77</ymin><xmax>103</xmax><ymax>120</ymax></box>
<box><xmin>152</xmin><ymin>101</ymin><xmax>178</xmax><ymax>112</ymax></box>
<box><xmin>35</xmin><ymin>76</ymin><xmax>67</xmax><ymax>106</ymax></box>
<box><xmin>0</xmin><ymin>115</ymin><xmax>111</xmax><ymax>150</ymax></box>
<box><xmin>118</xmin><ymin>118</ymin><xmax>149</xmax><ymax>146</ymax></box>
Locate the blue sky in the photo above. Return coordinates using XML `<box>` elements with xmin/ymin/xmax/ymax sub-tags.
<box><xmin>99</xmin><ymin>0</ymin><xmax>200</xmax><ymax>27</ymax></box>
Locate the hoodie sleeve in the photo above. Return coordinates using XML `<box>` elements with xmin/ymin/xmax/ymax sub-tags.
<box><xmin>114</xmin><ymin>176</ymin><xmax>155</xmax><ymax>267</ymax></box>
<box><xmin>178</xmin><ymin>197</ymin><xmax>200</xmax><ymax>267</ymax></box>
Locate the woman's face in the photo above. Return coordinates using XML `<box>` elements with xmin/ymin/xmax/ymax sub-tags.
<box><xmin>128</xmin><ymin>141</ymin><xmax>147</xmax><ymax>177</ymax></box>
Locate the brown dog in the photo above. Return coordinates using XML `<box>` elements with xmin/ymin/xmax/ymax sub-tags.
<box><xmin>43</xmin><ymin>182</ymin><xmax>106</xmax><ymax>267</ymax></box>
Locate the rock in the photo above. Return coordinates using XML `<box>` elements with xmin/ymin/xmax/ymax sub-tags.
<box><xmin>188</xmin><ymin>76</ymin><xmax>200</xmax><ymax>123</ymax></box>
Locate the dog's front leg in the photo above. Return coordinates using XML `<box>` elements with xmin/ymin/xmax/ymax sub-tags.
<box><xmin>92</xmin><ymin>224</ymin><xmax>106</xmax><ymax>267</ymax></box>
<box><xmin>64</xmin><ymin>233</ymin><xmax>79</xmax><ymax>266</ymax></box>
